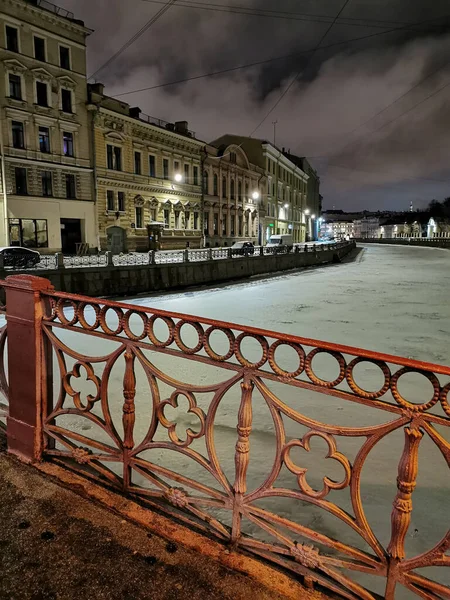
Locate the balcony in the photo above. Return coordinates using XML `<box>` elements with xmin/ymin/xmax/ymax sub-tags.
<box><xmin>27</xmin><ymin>0</ymin><xmax>74</xmax><ymax>19</ymax></box>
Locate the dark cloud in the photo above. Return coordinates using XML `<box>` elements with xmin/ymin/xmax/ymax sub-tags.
<box><xmin>58</xmin><ymin>0</ymin><xmax>450</xmax><ymax>210</ymax></box>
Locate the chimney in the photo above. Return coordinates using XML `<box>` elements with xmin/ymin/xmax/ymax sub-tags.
<box><xmin>174</xmin><ymin>121</ymin><xmax>188</xmax><ymax>135</ymax></box>
<box><xmin>88</xmin><ymin>82</ymin><xmax>105</xmax><ymax>96</ymax></box>
<box><xmin>129</xmin><ymin>107</ymin><xmax>141</xmax><ymax>119</ymax></box>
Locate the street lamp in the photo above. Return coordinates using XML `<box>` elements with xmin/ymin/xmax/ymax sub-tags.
<box><xmin>284</xmin><ymin>203</ymin><xmax>289</xmax><ymax>209</ymax></box>
<box><xmin>311</xmin><ymin>214</ymin><xmax>316</xmax><ymax>219</ymax></box>
<box><xmin>304</xmin><ymin>208</ymin><xmax>310</xmax><ymax>215</ymax></box>
<box><xmin>252</xmin><ymin>190</ymin><xmax>260</xmax><ymax>200</ymax></box>
<box><xmin>174</xmin><ymin>173</ymin><xmax>183</xmax><ymax>183</ymax></box>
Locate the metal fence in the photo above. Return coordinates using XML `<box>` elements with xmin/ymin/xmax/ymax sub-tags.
<box><xmin>9</xmin><ymin>242</ymin><xmax>350</xmax><ymax>272</ymax></box>
<box><xmin>0</xmin><ymin>275</ymin><xmax>448</xmax><ymax>600</ymax></box>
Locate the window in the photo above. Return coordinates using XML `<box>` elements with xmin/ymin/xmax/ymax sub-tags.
<box><xmin>9</xmin><ymin>219</ymin><xmax>48</xmax><ymax>249</ymax></box>
<box><xmin>149</xmin><ymin>155</ymin><xmax>156</xmax><ymax>177</ymax></box>
<box><xmin>174</xmin><ymin>160</ymin><xmax>180</xmax><ymax>173</ymax></box>
<box><xmin>222</xmin><ymin>176</ymin><xmax>227</xmax><ymax>198</ymax></box>
<box><xmin>41</xmin><ymin>171</ymin><xmax>53</xmax><ymax>197</ymax></box>
<box><xmin>59</xmin><ymin>46</ymin><xmax>71</xmax><ymax>70</ymax></box>
<box><xmin>134</xmin><ymin>151</ymin><xmax>141</xmax><ymax>175</ymax></box>
<box><xmin>118</xmin><ymin>191</ymin><xmax>125</xmax><ymax>212</ymax></box>
<box><xmin>61</xmin><ymin>88</ymin><xmax>72</xmax><ymax>113</ymax></box>
<box><xmin>135</xmin><ymin>206</ymin><xmax>143</xmax><ymax>229</ymax></box>
<box><xmin>164</xmin><ymin>209</ymin><xmax>170</xmax><ymax>228</ymax></box>
<box><xmin>175</xmin><ymin>211</ymin><xmax>181</xmax><ymax>229</ymax></box>
<box><xmin>107</xmin><ymin>145</ymin><xmax>122</xmax><ymax>170</ymax></box>
<box><xmin>203</xmin><ymin>171</ymin><xmax>209</xmax><ymax>194</ymax></box>
<box><xmin>6</xmin><ymin>26</ymin><xmax>18</xmax><ymax>52</ymax></box>
<box><xmin>185</xmin><ymin>211</ymin><xmax>190</xmax><ymax>229</ymax></box>
<box><xmin>107</xmin><ymin>190</ymin><xmax>115</xmax><ymax>211</ymax></box>
<box><xmin>12</xmin><ymin>121</ymin><xmax>24</xmax><ymax>149</ymax></box>
<box><xmin>204</xmin><ymin>212</ymin><xmax>209</xmax><ymax>235</ymax></box>
<box><xmin>194</xmin><ymin>212</ymin><xmax>199</xmax><ymax>230</ymax></box>
<box><xmin>9</xmin><ymin>74</ymin><xmax>22</xmax><ymax>100</ymax></box>
<box><xmin>230</xmin><ymin>152</ymin><xmax>236</xmax><ymax>164</ymax></box>
<box><xmin>65</xmin><ymin>174</ymin><xmax>76</xmax><ymax>199</ymax></box>
<box><xmin>231</xmin><ymin>216</ymin><xmax>235</xmax><ymax>236</ymax></box>
<box><xmin>193</xmin><ymin>166</ymin><xmax>199</xmax><ymax>186</ymax></box>
<box><xmin>34</xmin><ymin>36</ymin><xmax>46</xmax><ymax>61</ymax></box>
<box><xmin>214</xmin><ymin>213</ymin><xmax>218</xmax><ymax>235</ymax></box>
<box><xmin>14</xmin><ymin>167</ymin><xmax>27</xmax><ymax>195</ymax></box>
<box><xmin>36</xmin><ymin>81</ymin><xmax>48</xmax><ymax>107</ymax></box>
<box><xmin>38</xmin><ymin>127</ymin><xmax>50</xmax><ymax>153</ymax></box>
<box><xmin>238</xmin><ymin>216</ymin><xmax>242</xmax><ymax>236</ymax></box>
<box><xmin>238</xmin><ymin>181</ymin><xmax>242</xmax><ymax>200</ymax></box>
<box><xmin>184</xmin><ymin>164</ymin><xmax>189</xmax><ymax>182</ymax></box>
<box><xmin>231</xmin><ymin>179</ymin><xmax>235</xmax><ymax>200</ymax></box>
<box><xmin>213</xmin><ymin>174</ymin><xmax>218</xmax><ymax>196</ymax></box>
<box><xmin>63</xmin><ymin>131</ymin><xmax>74</xmax><ymax>156</ymax></box>
<box><xmin>163</xmin><ymin>159</ymin><xmax>169</xmax><ymax>179</ymax></box>
<box><xmin>245</xmin><ymin>183</ymin><xmax>249</xmax><ymax>200</ymax></box>
<box><xmin>222</xmin><ymin>215</ymin><xmax>226</xmax><ymax>235</ymax></box>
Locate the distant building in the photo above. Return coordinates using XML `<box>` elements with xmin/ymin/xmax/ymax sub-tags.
<box><xmin>203</xmin><ymin>142</ymin><xmax>263</xmax><ymax>247</ymax></box>
<box><xmin>427</xmin><ymin>217</ymin><xmax>450</xmax><ymax>238</ymax></box>
<box><xmin>0</xmin><ymin>0</ymin><xmax>96</xmax><ymax>253</ymax></box>
<box><xmin>88</xmin><ymin>84</ymin><xmax>205</xmax><ymax>252</ymax></box>
<box><xmin>320</xmin><ymin>219</ymin><xmax>354</xmax><ymax>240</ymax></box>
<box><xmin>210</xmin><ymin>135</ymin><xmax>310</xmax><ymax>243</ymax></box>
<box><xmin>353</xmin><ymin>217</ymin><xmax>380</xmax><ymax>239</ymax></box>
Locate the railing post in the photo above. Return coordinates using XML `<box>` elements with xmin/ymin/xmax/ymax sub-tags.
<box><xmin>385</xmin><ymin>423</ymin><xmax>423</xmax><ymax>599</ymax></box>
<box><xmin>3</xmin><ymin>275</ymin><xmax>54</xmax><ymax>462</ymax></box>
<box><xmin>232</xmin><ymin>375</ymin><xmax>254</xmax><ymax>544</ymax></box>
<box><xmin>148</xmin><ymin>250</ymin><xmax>155</xmax><ymax>265</ymax></box>
<box><xmin>259</xmin><ymin>246</ymin><xmax>264</xmax><ymax>256</ymax></box>
<box><xmin>184</xmin><ymin>249</ymin><xmax>190</xmax><ymax>263</ymax></box>
<box><xmin>228</xmin><ymin>248</ymin><xmax>232</xmax><ymax>259</ymax></box>
<box><xmin>105</xmin><ymin>251</ymin><xmax>114</xmax><ymax>267</ymax></box>
<box><xmin>55</xmin><ymin>252</ymin><xmax>64</xmax><ymax>269</ymax></box>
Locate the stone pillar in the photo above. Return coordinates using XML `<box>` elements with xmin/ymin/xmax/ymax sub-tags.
<box><xmin>3</xmin><ymin>275</ymin><xmax>54</xmax><ymax>462</ymax></box>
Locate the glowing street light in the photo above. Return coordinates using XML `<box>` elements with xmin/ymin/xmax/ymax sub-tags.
<box><xmin>304</xmin><ymin>208</ymin><xmax>310</xmax><ymax>215</ymax></box>
<box><xmin>174</xmin><ymin>173</ymin><xmax>183</xmax><ymax>183</ymax></box>
<box><xmin>252</xmin><ymin>190</ymin><xmax>260</xmax><ymax>200</ymax></box>
<box><xmin>311</xmin><ymin>214</ymin><xmax>316</xmax><ymax>219</ymax></box>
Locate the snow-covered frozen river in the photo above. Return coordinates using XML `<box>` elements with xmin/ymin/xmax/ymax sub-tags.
<box><xmin>14</xmin><ymin>244</ymin><xmax>450</xmax><ymax>598</ymax></box>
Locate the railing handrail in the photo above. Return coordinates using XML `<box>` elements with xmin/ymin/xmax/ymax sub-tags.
<box><xmin>37</xmin><ymin>285</ymin><xmax>450</xmax><ymax>376</ymax></box>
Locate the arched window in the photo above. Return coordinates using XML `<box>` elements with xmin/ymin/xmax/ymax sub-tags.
<box><xmin>245</xmin><ymin>183</ymin><xmax>249</xmax><ymax>200</ymax></box>
<box><xmin>213</xmin><ymin>174</ymin><xmax>218</xmax><ymax>196</ymax></box>
<box><xmin>203</xmin><ymin>171</ymin><xmax>209</xmax><ymax>194</ymax></box>
<box><xmin>222</xmin><ymin>176</ymin><xmax>227</xmax><ymax>198</ymax></box>
<box><xmin>230</xmin><ymin>179</ymin><xmax>235</xmax><ymax>200</ymax></box>
<box><xmin>238</xmin><ymin>181</ymin><xmax>242</xmax><ymax>200</ymax></box>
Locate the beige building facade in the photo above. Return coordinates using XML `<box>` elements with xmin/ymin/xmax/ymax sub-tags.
<box><xmin>88</xmin><ymin>84</ymin><xmax>205</xmax><ymax>252</ymax></box>
<box><xmin>203</xmin><ymin>143</ymin><xmax>263</xmax><ymax>246</ymax></box>
<box><xmin>211</xmin><ymin>136</ymin><xmax>309</xmax><ymax>244</ymax></box>
<box><xmin>0</xmin><ymin>0</ymin><xmax>95</xmax><ymax>253</ymax></box>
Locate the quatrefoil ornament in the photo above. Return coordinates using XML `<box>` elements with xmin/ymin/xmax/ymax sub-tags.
<box><xmin>63</xmin><ymin>362</ymin><xmax>101</xmax><ymax>412</ymax></box>
<box><xmin>282</xmin><ymin>431</ymin><xmax>351</xmax><ymax>499</ymax></box>
<box><xmin>157</xmin><ymin>391</ymin><xmax>206</xmax><ymax>448</ymax></box>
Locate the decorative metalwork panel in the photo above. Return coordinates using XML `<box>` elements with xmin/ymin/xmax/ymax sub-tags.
<box><xmin>65</xmin><ymin>255</ymin><xmax>108</xmax><ymax>268</ymax></box>
<box><xmin>154</xmin><ymin>251</ymin><xmax>185</xmax><ymax>264</ymax></box>
<box><xmin>211</xmin><ymin>248</ymin><xmax>229</xmax><ymax>260</ymax></box>
<box><xmin>189</xmin><ymin>249</ymin><xmax>210</xmax><ymax>262</ymax></box>
<box><xmin>36</xmin><ymin>255</ymin><xmax>58</xmax><ymax>269</ymax></box>
<box><xmin>39</xmin><ymin>290</ymin><xmax>450</xmax><ymax>600</ymax></box>
<box><xmin>112</xmin><ymin>254</ymin><xmax>149</xmax><ymax>267</ymax></box>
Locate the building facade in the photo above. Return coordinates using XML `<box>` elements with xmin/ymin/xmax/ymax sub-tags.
<box><xmin>211</xmin><ymin>135</ymin><xmax>309</xmax><ymax>244</ymax></box>
<box><xmin>0</xmin><ymin>0</ymin><xmax>95</xmax><ymax>253</ymax></box>
<box><xmin>320</xmin><ymin>219</ymin><xmax>354</xmax><ymax>240</ymax></box>
<box><xmin>88</xmin><ymin>84</ymin><xmax>205</xmax><ymax>252</ymax></box>
<box><xmin>203</xmin><ymin>142</ymin><xmax>263</xmax><ymax>247</ymax></box>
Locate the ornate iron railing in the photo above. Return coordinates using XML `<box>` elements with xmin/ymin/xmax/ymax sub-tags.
<box><xmin>15</xmin><ymin>287</ymin><xmax>446</xmax><ymax>600</ymax></box>
<box><xmin>0</xmin><ymin>302</ymin><xmax>7</xmax><ymax>429</ymax></box>
<box><xmin>2</xmin><ymin>241</ymin><xmax>350</xmax><ymax>272</ymax></box>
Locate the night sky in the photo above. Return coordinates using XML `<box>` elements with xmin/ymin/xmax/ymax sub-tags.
<box><xmin>57</xmin><ymin>0</ymin><xmax>450</xmax><ymax>211</ymax></box>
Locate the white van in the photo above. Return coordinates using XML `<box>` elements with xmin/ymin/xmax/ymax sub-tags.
<box><xmin>267</xmin><ymin>234</ymin><xmax>293</xmax><ymax>249</ymax></box>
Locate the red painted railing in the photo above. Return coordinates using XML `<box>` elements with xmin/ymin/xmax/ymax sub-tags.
<box><xmin>0</xmin><ymin>274</ymin><xmax>449</xmax><ymax>599</ymax></box>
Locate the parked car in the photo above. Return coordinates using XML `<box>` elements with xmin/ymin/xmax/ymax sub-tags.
<box><xmin>231</xmin><ymin>241</ymin><xmax>255</xmax><ymax>256</ymax></box>
<box><xmin>0</xmin><ymin>247</ymin><xmax>41</xmax><ymax>269</ymax></box>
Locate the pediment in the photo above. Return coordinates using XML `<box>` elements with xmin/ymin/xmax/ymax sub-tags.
<box><xmin>4</xmin><ymin>58</ymin><xmax>27</xmax><ymax>73</ymax></box>
<box><xmin>31</xmin><ymin>67</ymin><xmax>54</xmax><ymax>81</ymax></box>
<box><xmin>57</xmin><ymin>75</ymin><xmax>77</xmax><ymax>89</ymax></box>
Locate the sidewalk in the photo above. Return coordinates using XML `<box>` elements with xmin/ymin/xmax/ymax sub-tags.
<box><xmin>0</xmin><ymin>447</ymin><xmax>295</xmax><ymax>600</ymax></box>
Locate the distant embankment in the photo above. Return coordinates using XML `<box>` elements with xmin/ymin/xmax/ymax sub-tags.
<box><xmin>355</xmin><ymin>238</ymin><xmax>450</xmax><ymax>249</ymax></box>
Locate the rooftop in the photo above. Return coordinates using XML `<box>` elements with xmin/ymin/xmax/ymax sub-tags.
<box><xmin>27</xmin><ymin>0</ymin><xmax>74</xmax><ymax>19</ymax></box>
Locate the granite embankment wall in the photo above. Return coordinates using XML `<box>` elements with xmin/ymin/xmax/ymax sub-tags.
<box><xmin>2</xmin><ymin>242</ymin><xmax>355</xmax><ymax>297</ymax></box>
